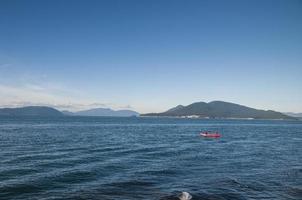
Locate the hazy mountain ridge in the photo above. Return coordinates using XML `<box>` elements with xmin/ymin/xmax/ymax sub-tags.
<box><xmin>0</xmin><ymin>106</ymin><xmax>139</xmax><ymax>117</ymax></box>
<box><xmin>64</xmin><ymin>108</ymin><xmax>139</xmax><ymax>117</ymax></box>
<box><xmin>0</xmin><ymin>106</ymin><xmax>63</xmax><ymax>116</ymax></box>
<box><xmin>284</xmin><ymin>112</ymin><xmax>302</xmax><ymax>118</ymax></box>
<box><xmin>142</xmin><ymin>101</ymin><xmax>295</xmax><ymax>120</ymax></box>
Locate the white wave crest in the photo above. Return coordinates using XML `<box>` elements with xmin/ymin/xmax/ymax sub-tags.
<box><xmin>178</xmin><ymin>192</ymin><xmax>192</xmax><ymax>200</ymax></box>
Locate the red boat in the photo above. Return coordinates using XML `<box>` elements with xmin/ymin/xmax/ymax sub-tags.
<box><xmin>200</xmin><ymin>131</ymin><xmax>221</xmax><ymax>138</ymax></box>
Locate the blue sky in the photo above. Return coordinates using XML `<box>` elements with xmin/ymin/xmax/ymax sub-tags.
<box><xmin>0</xmin><ymin>0</ymin><xmax>302</xmax><ymax>113</ymax></box>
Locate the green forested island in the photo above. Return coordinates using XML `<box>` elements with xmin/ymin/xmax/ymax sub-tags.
<box><xmin>142</xmin><ymin>101</ymin><xmax>295</xmax><ymax>120</ymax></box>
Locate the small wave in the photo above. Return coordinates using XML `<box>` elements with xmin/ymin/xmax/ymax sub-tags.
<box><xmin>178</xmin><ymin>192</ymin><xmax>192</xmax><ymax>200</ymax></box>
<box><xmin>159</xmin><ymin>192</ymin><xmax>192</xmax><ymax>200</ymax></box>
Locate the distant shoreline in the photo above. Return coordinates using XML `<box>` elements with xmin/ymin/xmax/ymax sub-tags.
<box><xmin>138</xmin><ymin>115</ymin><xmax>300</xmax><ymax>121</ymax></box>
<box><xmin>0</xmin><ymin>115</ymin><xmax>300</xmax><ymax>121</ymax></box>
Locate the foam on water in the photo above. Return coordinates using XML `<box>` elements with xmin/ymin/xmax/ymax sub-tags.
<box><xmin>178</xmin><ymin>192</ymin><xmax>192</xmax><ymax>200</ymax></box>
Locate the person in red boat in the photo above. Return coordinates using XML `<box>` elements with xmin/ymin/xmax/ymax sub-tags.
<box><xmin>200</xmin><ymin>131</ymin><xmax>221</xmax><ymax>138</ymax></box>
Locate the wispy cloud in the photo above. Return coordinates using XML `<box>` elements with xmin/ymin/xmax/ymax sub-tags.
<box><xmin>0</xmin><ymin>83</ymin><xmax>134</xmax><ymax>111</ymax></box>
<box><xmin>0</xmin><ymin>100</ymin><xmax>114</xmax><ymax>111</ymax></box>
<box><xmin>0</xmin><ymin>63</ymin><xmax>139</xmax><ymax>112</ymax></box>
<box><xmin>117</xmin><ymin>104</ymin><xmax>134</xmax><ymax>110</ymax></box>
<box><xmin>0</xmin><ymin>83</ymin><xmax>111</xmax><ymax>110</ymax></box>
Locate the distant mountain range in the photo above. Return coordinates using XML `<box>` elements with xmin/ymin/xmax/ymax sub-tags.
<box><xmin>142</xmin><ymin>101</ymin><xmax>295</xmax><ymax>120</ymax></box>
<box><xmin>63</xmin><ymin>108</ymin><xmax>139</xmax><ymax>117</ymax></box>
<box><xmin>0</xmin><ymin>106</ymin><xmax>63</xmax><ymax>116</ymax></box>
<box><xmin>284</xmin><ymin>112</ymin><xmax>302</xmax><ymax>118</ymax></box>
<box><xmin>0</xmin><ymin>106</ymin><xmax>139</xmax><ymax>117</ymax></box>
<box><xmin>0</xmin><ymin>102</ymin><xmax>297</xmax><ymax>120</ymax></box>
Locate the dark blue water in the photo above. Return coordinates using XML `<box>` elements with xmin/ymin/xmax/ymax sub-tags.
<box><xmin>0</xmin><ymin>117</ymin><xmax>301</xmax><ymax>200</ymax></box>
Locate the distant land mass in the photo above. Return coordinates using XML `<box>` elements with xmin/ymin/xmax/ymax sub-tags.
<box><xmin>63</xmin><ymin>108</ymin><xmax>139</xmax><ymax>117</ymax></box>
<box><xmin>0</xmin><ymin>106</ymin><xmax>63</xmax><ymax>116</ymax></box>
<box><xmin>284</xmin><ymin>112</ymin><xmax>302</xmax><ymax>118</ymax></box>
<box><xmin>142</xmin><ymin>101</ymin><xmax>295</xmax><ymax>120</ymax></box>
<box><xmin>0</xmin><ymin>106</ymin><xmax>139</xmax><ymax>117</ymax></box>
<box><xmin>0</xmin><ymin>103</ymin><xmax>296</xmax><ymax>119</ymax></box>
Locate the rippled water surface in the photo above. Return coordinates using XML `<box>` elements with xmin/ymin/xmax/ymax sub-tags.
<box><xmin>0</xmin><ymin>116</ymin><xmax>301</xmax><ymax>200</ymax></box>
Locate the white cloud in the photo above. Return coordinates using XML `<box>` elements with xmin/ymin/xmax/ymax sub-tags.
<box><xmin>0</xmin><ymin>83</ymin><xmax>71</xmax><ymax>107</ymax></box>
<box><xmin>0</xmin><ymin>83</ymin><xmax>136</xmax><ymax>112</ymax></box>
<box><xmin>117</xmin><ymin>104</ymin><xmax>134</xmax><ymax>110</ymax></box>
<box><xmin>0</xmin><ymin>64</ymin><xmax>139</xmax><ymax>112</ymax></box>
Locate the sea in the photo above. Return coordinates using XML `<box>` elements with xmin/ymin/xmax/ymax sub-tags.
<box><xmin>0</xmin><ymin>116</ymin><xmax>301</xmax><ymax>200</ymax></box>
